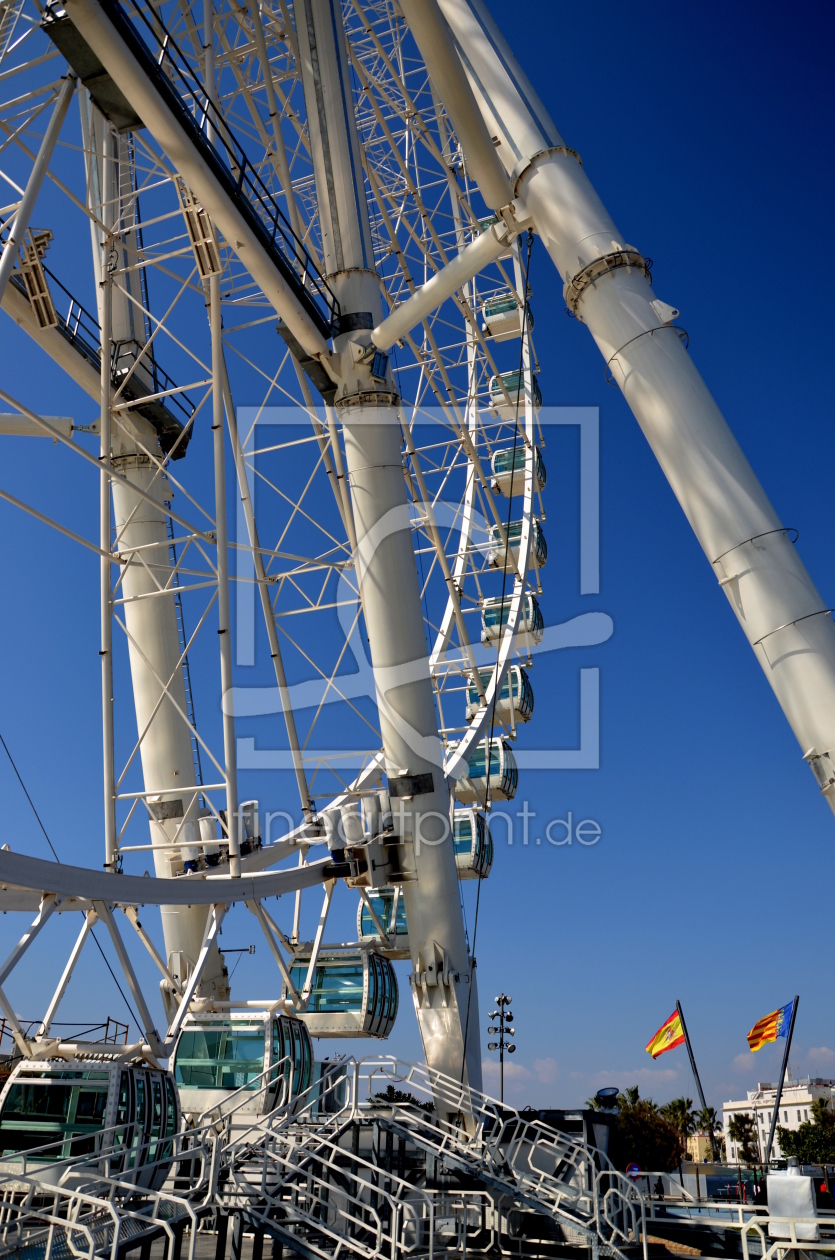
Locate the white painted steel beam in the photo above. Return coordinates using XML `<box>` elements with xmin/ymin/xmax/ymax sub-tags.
<box><xmin>1</xmin><ymin>277</ymin><xmax>101</xmax><ymax>401</ymax></box>
<box><xmin>0</xmin><ymin>76</ymin><xmax>75</xmax><ymax>300</ymax></box>
<box><xmin>397</xmin><ymin>0</ymin><xmax>509</xmax><ymax>210</ymax></box>
<box><xmin>438</xmin><ymin>0</ymin><xmax>835</xmax><ymax>817</ymax></box>
<box><xmin>371</xmin><ymin>216</ymin><xmax>515</xmax><ymax>352</ymax></box>
<box><xmin>0</xmin><ymin>847</ymin><xmax>333</xmax><ymax>905</ymax></box>
<box><xmin>61</xmin><ymin>0</ymin><xmax>331</xmax><ymax>362</ymax></box>
<box><xmin>94</xmin><ymin>899</ymin><xmax>163</xmax><ymax>1054</ymax></box>
<box><xmin>246</xmin><ymin>899</ymin><xmax>302</xmax><ymax>1005</ymax></box>
<box><xmin>38</xmin><ymin>908</ymin><xmax>97</xmax><ymax>1037</ymax></box>
<box><xmin>0</xmin><ymin>415</ymin><xmax>74</xmax><ymax>437</ymax></box>
<box><xmin>296</xmin><ymin>0</ymin><xmax>481</xmax><ymax>1097</ymax></box>
<box><xmin>163</xmin><ymin>904</ymin><xmax>226</xmax><ymax>1049</ymax></box>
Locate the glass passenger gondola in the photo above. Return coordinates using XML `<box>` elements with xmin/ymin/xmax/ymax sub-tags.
<box><xmin>171</xmin><ymin>1011</ymin><xmax>312</xmax><ymax>1118</ymax></box>
<box><xmin>286</xmin><ymin>950</ymin><xmax>398</xmax><ymax>1039</ymax></box>
<box><xmin>481</xmin><ymin>592</ymin><xmax>544</xmax><ymax>646</ymax></box>
<box><xmin>0</xmin><ymin>1059</ymin><xmax>179</xmax><ymax>1190</ymax></box>
<box><xmin>454</xmin><ymin>738</ymin><xmax>519</xmax><ymax>804</ymax></box>
<box><xmin>491</xmin><ymin>444</ymin><xmax>547</xmax><ymax>497</ymax></box>
<box><xmin>453</xmin><ymin>810</ymin><xmax>494</xmax><ymax>879</ymax></box>
<box><xmin>489</xmin><ymin>370</ymin><xmax>542</xmax><ymax>420</ymax></box>
<box><xmin>475</xmin><ymin>215</ymin><xmax>512</xmax><ymax>259</ymax></box>
<box><xmin>466</xmin><ymin>665</ymin><xmax>534</xmax><ymax>724</ymax></box>
<box><xmin>357</xmin><ymin>888</ymin><xmax>409</xmax><ymax>958</ymax></box>
<box><xmin>481</xmin><ymin>293</ymin><xmax>534</xmax><ymax>342</ymax></box>
<box><xmin>487</xmin><ymin>518</ymin><xmax>547</xmax><ymax>570</ymax></box>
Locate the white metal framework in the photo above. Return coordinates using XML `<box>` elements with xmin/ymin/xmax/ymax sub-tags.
<box><xmin>0</xmin><ymin>9</ymin><xmax>832</xmax><ymax>1249</ymax></box>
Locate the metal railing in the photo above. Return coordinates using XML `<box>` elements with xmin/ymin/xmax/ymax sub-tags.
<box><xmin>9</xmin><ymin>266</ymin><xmax>195</xmax><ymax>434</ymax></box>
<box><xmin>0</xmin><ymin>1177</ymin><xmax>202</xmax><ymax>1260</ymax></box>
<box><xmin>0</xmin><ymin>1017</ymin><xmax>128</xmax><ymax>1056</ymax></box>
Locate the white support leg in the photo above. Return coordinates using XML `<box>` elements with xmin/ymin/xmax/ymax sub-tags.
<box><xmin>38</xmin><ymin>908</ymin><xmax>97</xmax><ymax>1037</ymax></box>
<box><xmin>94</xmin><ymin>900</ymin><xmax>162</xmax><ymax>1055</ymax></box>
<box><xmin>0</xmin><ymin>895</ymin><xmax>64</xmax><ymax>1052</ymax></box>
<box><xmin>0</xmin><ymin>986</ymin><xmax>31</xmax><ymax>1058</ymax></box>
<box><xmin>435</xmin><ymin>0</ymin><xmax>835</xmax><ymax>817</ymax></box>
<box><xmin>300</xmin><ymin>880</ymin><xmax>334</xmax><ymax>1007</ymax></box>
<box><xmin>0</xmin><ymin>895</ymin><xmax>61</xmax><ymax>986</ymax></box>
<box><xmin>123</xmin><ymin>906</ymin><xmax>183</xmax><ymax>995</ymax></box>
<box><xmin>163</xmin><ymin>904</ymin><xmax>226</xmax><ymax>1050</ymax></box>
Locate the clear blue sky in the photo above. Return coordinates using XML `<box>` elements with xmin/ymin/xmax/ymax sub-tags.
<box><xmin>0</xmin><ymin>0</ymin><xmax>832</xmax><ymax>1111</ymax></box>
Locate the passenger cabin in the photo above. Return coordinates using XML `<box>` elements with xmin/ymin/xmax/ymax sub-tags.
<box><xmin>285</xmin><ymin>950</ymin><xmax>398</xmax><ymax>1039</ymax></box>
<box><xmin>481</xmin><ymin>294</ymin><xmax>533</xmax><ymax>342</ymax></box>
<box><xmin>491</xmin><ymin>445</ymin><xmax>547</xmax><ymax>498</ymax></box>
<box><xmin>476</xmin><ymin>215</ymin><xmax>512</xmax><ymax>259</ymax></box>
<box><xmin>489</xmin><ymin>370</ymin><xmax>542</xmax><ymax>420</ymax></box>
<box><xmin>453</xmin><ymin>810</ymin><xmax>494</xmax><ymax>879</ymax></box>
<box><xmin>171</xmin><ymin>1011</ymin><xmax>312</xmax><ymax>1118</ymax></box>
<box><xmin>357</xmin><ymin>888</ymin><xmax>409</xmax><ymax>959</ymax></box>
<box><xmin>487</xmin><ymin>518</ymin><xmax>547</xmax><ymax>571</ymax></box>
<box><xmin>454</xmin><ymin>739</ymin><xmax>519</xmax><ymax>804</ymax></box>
<box><xmin>0</xmin><ymin>1060</ymin><xmax>179</xmax><ymax>1189</ymax></box>
<box><xmin>481</xmin><ymin>592</ymin><xmax>544</xmax><ymax>645</ymax></box>
<box><xmin>466</xmin><ymin>665</ymin><xmax>534</xmax><ymax>724</ymax></box>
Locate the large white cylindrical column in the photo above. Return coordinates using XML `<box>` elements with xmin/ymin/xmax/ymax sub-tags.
<box><xmin>110</xmin><ymin>451</ymin><xmax>230</xmax><ymax>1007</ymax></box>
<box><xmin>434</xmin><ymin>0</ymin><xmax>835</xmax><ymax>812</ymax></box>
<box><xmin>341</xmin><ymin>406</ymin><xmax>482</xmax><ymax>1092</ymax></box>
<box><xmin>295</xmin><ymin>0</ymin><xmax>481</xmax><ymax>1091</ymax></box>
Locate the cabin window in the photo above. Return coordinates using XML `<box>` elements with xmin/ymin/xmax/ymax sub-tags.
<box><xmin>0</xmin><ymin>1072</ymin><xmax>109</xmax><ymax>1159</ymax></box>
<box><xmin>174</xmin><ymin>1025</ymin><xmax>265</xmax><ymax>1090</ymax></box>
<box><xmin>289</xmin><ymin>961</ymin><xmax>364</xmax><ymax>1013</ymax></box>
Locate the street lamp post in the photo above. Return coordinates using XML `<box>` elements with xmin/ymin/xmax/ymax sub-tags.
<box><xmin>487</xmin><ymin>993</ymin><xmax>516</xmax><ymax>1105</ymax></box>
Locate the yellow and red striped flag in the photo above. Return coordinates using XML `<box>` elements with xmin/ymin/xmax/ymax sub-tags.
<box><xmin>747</xmin><ymin>1000</ymin><xmax>794</xmax><ymax>1052</ymax></box>
<box><xmin>646</xmin><ymin>1010</ymin><xmax>685</xmax><ymax>1059</ymax></box>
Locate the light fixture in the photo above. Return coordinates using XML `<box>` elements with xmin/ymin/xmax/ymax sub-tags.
<box><xmin>507</xmin><ymin>1044</ymin><xmax>516</xmax><ymax>1053</ymax></box>
<box><xmin>488</xmin><ymin>1025</ymin><xmax>498</xmax><ymax>1034</ymax></box>
<box><xmin>488</xmin><ymin>1041</ymin><xmax>498</xmax><ymax>1051</ymax></box>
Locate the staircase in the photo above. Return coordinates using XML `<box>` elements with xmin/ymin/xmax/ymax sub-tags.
<box><xmin>210</xmin><ymin>1057</ymin><xmax>648</xmax><ymax>1260</ymax></box>
<box><xmin>0</xmin><ymin>1181</ymin><xmax>203</xmax><ymax>1260</ymax></box>
<box><xmin>0</xmin><ymin>1058</ymin><xmax>648</xmax><ymax>1260</ymax></box>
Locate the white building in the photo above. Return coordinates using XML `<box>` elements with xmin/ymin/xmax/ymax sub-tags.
<box><xmin>723</xmin><ymin>1075</ymin><xmax>835</xmax><ymax>1163</ymax></box>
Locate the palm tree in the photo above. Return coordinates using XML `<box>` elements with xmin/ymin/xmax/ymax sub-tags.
<box><xmin>661</xmin><ymin>1097</ymin><xmax>696</xmax><ymax>1138</ymax></box>
<box><xmin>619</xmin><ymin>1086</ymin><xmax>657</xmax><ymax>1111</ymax></box>
<box><xmin>695</xmin><ymin>1105</ymin><xmax>722</xmax><ymax>1160</ymax></box>
<box><xmin>728</xmin><ymin>1113</ymin><xmax>760</xmax><ymax>1166</ymax></box>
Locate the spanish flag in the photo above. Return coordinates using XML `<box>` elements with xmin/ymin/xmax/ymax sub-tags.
<box><xmin>747</xmin><ymin>1000</ymin><xmax>794</xmax><ymax>1052</ymax></box>
<box><xmin>646</xmin><ymin>1010</ymin><xmax>685</xmax><ymax>1059</ymax></box>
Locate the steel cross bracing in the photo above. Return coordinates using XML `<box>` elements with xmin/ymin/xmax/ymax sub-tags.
<box><xmin>0</xmin><ymin>0</ymin><xmax>545</xmax><ymax>1078</ymax></box>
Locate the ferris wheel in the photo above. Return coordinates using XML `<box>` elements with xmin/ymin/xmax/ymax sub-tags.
<box><xmin>0</xmin><ymin>0</ymin><xmax>552</xmax><ymax>1101</ymax></box>
<box><xmin>0</xmin><ymin>0</ymin><xmax>834</xmax><ymax>1122</ymax></box>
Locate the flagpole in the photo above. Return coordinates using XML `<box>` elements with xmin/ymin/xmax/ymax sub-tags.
<box><xmin>676</xmin><ymin>999</ymin><xmax>716</xmax><ymax>1161</ymax></box>
<box><xmin>764</xmin><ymin>996</ymin><xmax>799</xmax><ymax>1167</ymax></box>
